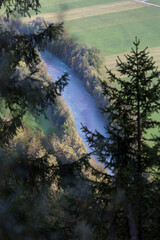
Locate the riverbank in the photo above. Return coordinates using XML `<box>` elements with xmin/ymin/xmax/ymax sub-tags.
<box><xmin>41</xmin><ymin>51</ymin><xmax>107</xmax><ymax>152</ymax></box>
<box><xmin>46</xmin><ymin>29</ymin><xmax>108</xmax><ymax>110</ymax></box>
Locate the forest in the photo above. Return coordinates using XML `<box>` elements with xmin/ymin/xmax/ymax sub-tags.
<box><xmin>0</xmin><ymin>0</ymin><xmax>160</xmax><ymax>240</ymax></box>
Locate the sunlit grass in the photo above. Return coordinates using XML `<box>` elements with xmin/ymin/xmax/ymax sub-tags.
<box><xmin>38</xmin><ymin>0</ymin><xmax>123</xmax><ymax>14</ymax></box>
<box><xmin>65</xmin><ymin>7</ymin><xmax>160</xmax><ymax>56</ymax></box>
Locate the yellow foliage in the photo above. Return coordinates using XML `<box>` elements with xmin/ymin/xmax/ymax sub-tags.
<box><xmin>72</xmin><ymin>56</ymin><xmax>76</xmax><ymax>63</ymax></box>
<box><xmin>19</xmin><ymin>60</ymin><xmax>26</xmax><ymax>68</ymax></box>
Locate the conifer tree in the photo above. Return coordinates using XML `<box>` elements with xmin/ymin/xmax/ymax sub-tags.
<box><xmin>83</xmin><ymin>38</ymin><xmax>160</xmax><ymax>239</ymax></box>
<box><xmin>0</xmin><ymin>1</ymin><xmax>70</xmax><ymax>239</ymax></box>
<box><xmin>0</xmin><ymin>2</ymin><xmax>68</xmax><ymax>145</ymax></box>
<box><xmin>0</xmin><ymin>0</ymin><xmax>41</xmax><ymax>17</ymax></box>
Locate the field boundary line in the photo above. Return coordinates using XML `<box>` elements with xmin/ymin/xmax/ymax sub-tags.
<box><xmin>135</xmin><ymin>0</ymin><xmax>160</xmax><ymax>8</ymax></box>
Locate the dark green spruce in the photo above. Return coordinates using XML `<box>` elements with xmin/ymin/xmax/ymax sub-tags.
<box><xmin>0</xmin><ymin>16</ymin><xmax>68</xmax><ymax>145</ymax></box>
<box><xmin>0</xmin><ymin>1</ymin><xmax>69</xmax><ymax>239</ymax></box>
<box><xmin>83</xmin><ymin>38</ymin><xmax>160</xmax><ymax>240</ymax></box>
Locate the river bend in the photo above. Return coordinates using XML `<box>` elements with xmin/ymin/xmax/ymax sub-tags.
<box><xmin>41</xmin><ymin>51</ymin><xmax>106</xmax><ymax>151</ymax></box>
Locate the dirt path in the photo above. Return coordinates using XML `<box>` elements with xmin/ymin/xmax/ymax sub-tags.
<box><xmin>22</xmin><ymin>1</ymin><xmax>145</xmax><ymax>23</ymax></box>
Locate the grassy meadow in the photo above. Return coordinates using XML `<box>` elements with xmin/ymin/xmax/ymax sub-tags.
<box><xmin>38</xmin><ymin>0</ymin><xmax>124</xmax><ymax>14</ymax></box>
<box><xmin>23</xmin><ymin>111</ymin><xmax>58</xmax><ymax>135</ymax></box>
<box><xmin>1</xmin><ymin>0</ymin><xmax>160</xmax><ymax>64</ymax></box>
<box><xmin>148</xmin><ymin>0</ymin><xmax>160</xmax><ymax>5</ymax></box>
<box><xmin>20</xmin><ymin>0</ymin><xmax>160</xmax><ymax>69</ymax></box>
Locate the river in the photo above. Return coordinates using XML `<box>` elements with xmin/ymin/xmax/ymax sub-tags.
<box><xmin>41</xmin><ymin>51</ymin><xmax>106</xmax><ymax>151</ymax></box>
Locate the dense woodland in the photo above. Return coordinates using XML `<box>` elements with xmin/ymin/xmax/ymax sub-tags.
<box><xmin>0</xmin><ymin>1</ymin><xmax>160</xmax><ymax>240</ymax></box>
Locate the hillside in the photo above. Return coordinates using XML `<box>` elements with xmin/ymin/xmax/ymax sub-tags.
<box><xmin>0</xmin><ymin>1</ymin><xmax>160</xmax><ymax>240</ymax></box>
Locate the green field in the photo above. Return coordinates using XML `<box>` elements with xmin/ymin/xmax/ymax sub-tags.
<box><xmin>147</xmin><ymin>0</ymin><xmax>160</xmax><ymax>5</ymax></box>
<box><xmin>65</xmin><ymin>6</ymin><xmax>160</xmax><ymax>56</ymax></box>
<box><xmin>23</xmin><ymin>111</ymin><xmax>58</xmax><ymax>135</ymax></box>
<box><xmin>20</xmin><ymin>0</ymin><xmax>160</xmax><ymax>62</ymax></box>
<box><xmin>38</xmin><ymin>0</ymin><xmax>123</xmax><ymax>14</ymax></box>
<box><xmin>1</xmin><ymin>0</ymin><xmax>160</xmax><ymax>61</ymax></box>
<box><xmin>0</xmin><ymin>106</ymin><xmax>57</xmax><ymax>135</ymax></box>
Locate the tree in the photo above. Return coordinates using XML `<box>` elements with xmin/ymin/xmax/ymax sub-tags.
<box><xmin>0</xmin><ymin>7</ymin><xmax>69</xmax><ymax>145</ymax></box>
<box><xmin>83</xmin><ymin>38</ymin><xmax>160</xmax><ymax>239</ymax></box>
<box><xmin>0</xmin><ymin>0</ymin><xmax>41</xmax><ymax>17</ymax></box>
<box><xmin>84</xmin><ymin>47</ymin><xmax>104</xmax><ymax>72</ymax></box>
<box><xmin>0</xmin><ymin>2</ymin><xmax>71</xmax><ymax>239</ymax></box>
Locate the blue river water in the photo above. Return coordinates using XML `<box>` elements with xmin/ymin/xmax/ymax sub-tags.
<box><xmin>41</xmin><ymin>51</ymin><xmax>106</xmax><ymax>151</ymax></box>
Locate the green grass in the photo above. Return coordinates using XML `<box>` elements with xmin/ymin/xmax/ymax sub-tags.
<box><xmin>0</xmin><ymin>101</ymin><xmax>57</xmax><ymax>136</ymax></box>
<box><xmin>23</xmin><ymin>110</ymin><xmax>58</xmax><ymax>135</ymax></box>
<box><xmin>37</xmin><ymin>0</ymin><xmax>123</xmax><ymax>14</ymax></box>
<box><xmin>65</xmin><ymin>6</ymin><xmax>160</xmax><ymax>56</ymax></box>
<box><xmin>23</xmin><ymin>0</ymin><xmax>124</xmax><ymax>16</ymax></box>
<box><xmin>1</xmin><ymin>0</ymin><xmax>160</xmax><ymax>58</ymax></box>
<box><xmin>147</xmin><ymin>0</ymin><xmax>160</xmax><ymax>5</ymax></box>
<box><xmin>64</xmin><ymin>6</ymin><xmax>159</xmax><ymax>34</ymax></box>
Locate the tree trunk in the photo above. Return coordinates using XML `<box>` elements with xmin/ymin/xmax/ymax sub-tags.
<box><xmin>123</xmin><ymin>195</ymin><xmax>138</xmax><ymax>240</ymax></box>
<box><xmin>136</xmin><ymin>44</ymin><xmax>143</xmax><ymax>240</ymax></box>
<box><xmin>108</xmin><ymin>206</ymin><xmax>115</xmax><ymax>240</ymax></box>
<box><xmin>118</xmin><ymin>186</ymin><xmax>138</xmax><ymax>240</ymax></box>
